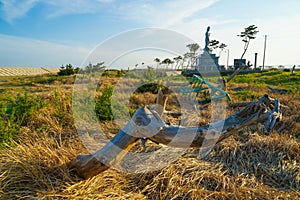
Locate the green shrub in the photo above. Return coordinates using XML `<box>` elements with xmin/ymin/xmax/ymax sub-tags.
<box><xmin>95</xmin><ymin>86</ymin><xmax>131</xmax><ymax>121</ymax></box>
<box><xmin>58</xmin><ymin>64</ymin><xmax>79</xmax><ymax>76</ymax></box>
<box><xmin>102</xmin><ymin>70</ymin><xmax>111</xmax><ymax>77</ymax></box>
<box><xmin>116</xmin><ymin>69</ymin><xmax>126</xmax><ymax>77</ymax></box>
<box><xmin>234</xmin><ymin>90</ymin><xmax>260</xmax><ymax>101</ymax></box>
<box><xmin>135</xmin><ymin>83</ymin><xmax>170</xmax><ymax>94</ymax></box>
<box><xmin>31</xmin><ymin>75</ymin><xmax>68</xmax><ymax>84</ymax></box>
<box><xmin>101</xmin><ymin>70</ymin><xmax>126</xmax><ymax>78</ymax></box>
<box><xmin>95</xmin><ymin>86</ymin><xmax>114</xmax><ymax>121</ymax></box>
<box><xmin>135</xmin><ymin>83</ymin><xmax>160</xmax><ymax>94</ymax></box>
<box><xmin>0</xmin><ymin>93</ymin><xmax>45</xmax><ymax>148</ymax></box>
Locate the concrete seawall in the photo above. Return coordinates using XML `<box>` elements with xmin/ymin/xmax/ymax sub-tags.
<box><xmin>0</xmin><ymin>67</ymin><xmax>59</xmax><ymax>76</ymax></box>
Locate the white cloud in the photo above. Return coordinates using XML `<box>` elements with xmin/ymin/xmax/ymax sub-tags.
<box><xmin>97</xmin><ymin>0</ymin><xmax>114</xmax><ymax>3</ymax></box>
<box><xmin>193</xmin><ymin>14</ymin><xmax>300</xmax><ymax>67</ymax></box>
<box><xmin>82</xmin><ymin>28</ymin><xmax>196</xmax><ymax>69</ymax></box>
<box><xmin>0</xmin><ymin>34</ymin><xmax>90</xmax><ymax>67</ymax></box>
<box><xmin>1</xmin><ymin>0</ymin><xmax>299</xmax><ymax>67</ymax></box>
<box><xmin>0</xmin><ymin>0</ymin><xmax>39</xmax><ymax>23</ymax></box>
<box><xmin>0</xmin><ymin>29</ymin><xmax>195</xmax><ymax>69</ymax></box>
<box><xmin>0</xmin><ymin>0</ymin><xmax>218</xmax><ymax>26</ymax></box>
<box><xmin>116</xmin><ymin>0</ymin><xmax>219</xmax><ymax>28</ymax></box>
<box><xmin>45</xmin><ymin>0</ymin><xmax>103</xmax><ymax>18</ymax></box>
<box><xmin>0</xmin><ymin>0</ymin><xmax>115</xmax><ymax>22</ymax></box>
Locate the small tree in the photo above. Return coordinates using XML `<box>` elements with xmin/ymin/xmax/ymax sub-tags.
<box><xmin>218</xmin><ymin>43</ymin><xmax>227</xmax><ymax>55</ymax></box>
<box><xmin>208</xmin><ymin>39</ymin><xmax>220</xmax><ymax>52</ymax></box>
<box><xmin>208</xmin><ymin>39</ymin><xmax>227</xmax><ymax>56</ymax></box>
<box><xmin>183</xmin><ymin>53</ymin><xmax>191</xmax><ymax>69</ymax></box>
<box><xmin>227</xmin><ymin>25</ymin><xmax>259</xmax><ymax>83</ymax></box>
<box><xmin>83</xmin><ymin>62</ymin><xmax>105</xmax><ymax>74</ymax></box>
<box><xmin>154</xmin><ymin>58</ymin><xmax>161</xmax><ymax>70</ymax></box>
<box><xmin>161</xmin><ymin>58</ymin><xmax>174</xmax><ymax>70</ymax></box>
<box><xmin>173</xmin><ymin>55</ymin><xmax>183</xmax><ymax>70</ymax></box>
<box><xmin>58</xmin><ymin>64</ymin><xmax>79</xmax><ymax>76</ymax></box>
<box><xmin>186</xmin><ymin>43</ymin><xmax>200</xmax><ymax>67</ymax></box>
<box><xmin>238</xmin><ymin>25</ymin><xmax>259</xmax><ymax>59</ymax></box>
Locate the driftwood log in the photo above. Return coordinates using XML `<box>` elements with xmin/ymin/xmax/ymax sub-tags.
<box><xmin>69</xmin><ymin>94</ymin><xmax>281</xmax><ymax>179</ymax></box>
<box><xmin>267</xmin><ymin>86</ymin><xmax>288</xmax><ymax>94</ymax></box>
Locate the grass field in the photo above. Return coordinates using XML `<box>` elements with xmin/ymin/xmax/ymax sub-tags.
<box><xmin>0</xmin><ymin>70</ymin><xmax>299</xmax><ymax>199</ymax></box>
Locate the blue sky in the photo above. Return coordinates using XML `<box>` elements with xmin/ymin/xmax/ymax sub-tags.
<box><xmin>0</xmin><ymin>0</ymin><xmax>299</xmax><ymax>68</ymax></box>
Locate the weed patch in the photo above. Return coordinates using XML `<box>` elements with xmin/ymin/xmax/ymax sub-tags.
<box><xmin>0</xmin><ymin>93</ymin><xmax>45</xmax><ymax>148</ymax></box>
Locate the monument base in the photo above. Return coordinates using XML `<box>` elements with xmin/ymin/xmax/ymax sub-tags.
<box><xmin>196</xmin><ymin>50</ymin><xmax>220</xmax><ymax>72</ymax></box>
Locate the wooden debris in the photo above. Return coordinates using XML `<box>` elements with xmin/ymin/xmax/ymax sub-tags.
<box><xmin>267</xmin><ymin>86</ymin><xmax>288</xmax><ymax>94</ymax></box>
<box><xmin>69</xmin><ymin>95</ymin><xmax>282</xmax><ymax>179</ymax></box>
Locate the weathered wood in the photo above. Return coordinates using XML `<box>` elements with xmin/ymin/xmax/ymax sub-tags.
<box><xmin>148</xmin><ymin>102</ymin><xmax>262</xmax><ymax>148</ymax></box>
<box><xmin>69</xmin><ymin>106</ymin><xmax>165</xmax><ymax>179</ymax></box>
<box><xmin>69</xmin><ymin>95</ymin><xmax>281</xmax><ymax>179</ymax></box>
<box><xmin>267</xmin><ymin>86</ymin><xmax>288</xmax><ymax>94</ymax></box>
<box><xmin>68</xmin><ymin>130</ymin><xmax>138</xmax><ymax>178</ymax></box>
<box><xmin>264</xmin><ymin>98</ymin><xmax>282</xmax><ymax>131</ymax></box>
<box><xmin>229</xmin><ymin>102</ymin><xmax>252</xmax><ymax>108</ymax></box>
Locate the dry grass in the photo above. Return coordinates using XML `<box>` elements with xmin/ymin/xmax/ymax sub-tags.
<box><xmin>0</xmin><ymin>74</ymin><xmax>299</xmax><ymax>199</ymax></box>
<box><xmin>1</xmin><ymin>130</ymin><xmax>299</xmax><ymax>199</ymax></box>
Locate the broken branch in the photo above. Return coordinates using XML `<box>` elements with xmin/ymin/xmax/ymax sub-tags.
<box><xmin>69</xmin><ymin>95</ymin><xmax>281</xmax><ymax>179</ymax></box>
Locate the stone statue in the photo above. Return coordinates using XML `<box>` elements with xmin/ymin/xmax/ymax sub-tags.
<box><xmin>204</xmin><ymin>26</ymin><xmax>210</xmax><ymax>51</ymax></box>
<box><xmin>292</xmin><ymin>65</ymin><xmax>296</xmax><ymax>75</ymax></box>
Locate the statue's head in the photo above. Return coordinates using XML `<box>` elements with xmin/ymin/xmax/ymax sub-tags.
<box><xmin>207</xmin><ymin>26</ymin><xmax>210</xmax><ymax>31</ymax></box>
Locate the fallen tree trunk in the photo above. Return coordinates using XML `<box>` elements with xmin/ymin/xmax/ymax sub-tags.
<box><xmin>69</xmin><ymin>95</ymin><xmax>281</xmax><ymax>179</ymax></box>
<box><xmin>267</xmin><ymin>86</ymin><xmax>288</xmax><ymax>94</ymax></box>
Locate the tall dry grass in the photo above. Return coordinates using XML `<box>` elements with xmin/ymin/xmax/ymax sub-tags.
<box><xmin>0</xmin><ymin>76</ymin><xmax>299</xmax><ymax>199</ymax></box>
<box><xmin>1</xmin><ymin>128</ymin><xmax>299</xmax><ymax>199</ymax></box>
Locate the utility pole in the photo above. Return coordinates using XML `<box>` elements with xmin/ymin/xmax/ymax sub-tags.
<box><xmin>254</xmin><ymin>53</ymin><xmax>258</xmax><ymax>70</ymax></box>
<box><xmin>226</xmin><ymin>49</ymin><xmax>230</xmax><ymax>70</ymax></box>
<box><xmin>262</xmin><ymin>35</ymin><xmax>267</xmax><ymax>70</ymax></box>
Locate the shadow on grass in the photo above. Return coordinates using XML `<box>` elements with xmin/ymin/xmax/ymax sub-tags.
<box><xmin>205</xmin><ymin>133</ymin><xmax>300</xmax><ymax>192</ymax></box>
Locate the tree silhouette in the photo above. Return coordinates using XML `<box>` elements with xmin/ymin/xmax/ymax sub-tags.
<box><xmin>208</xmin><ymin>40</ymin><xmax>220</xmax><ymax>52</ymax></box>
<box><xmin>208</xmin><ymin>40</ymin><xmax>227</xmax><ymax>56</ymax></box>
<box><xmin>154</xmin><ymin>58</ymin><xmax>161</xmax><ymax>70</ymax></box>
<box><xmin>173</xmin><ymin>55</ymin><xmax>183</xmax><ymax>70</ymax></box>
<box><xmin>238</xmin><ymin>25</ymin><xmax>259</xmax><ymax>59</ymax></box>
<box><xmin>161</xmin><ymin>58</ymin><xmax>174</xmax><ymax>70</ymax></box>
<box><xmin>185</xmin><ymin>43</ymin><xmax>200</xmax><ymax>68</ymax></box>
<box><xmin>58</xmin><ymin>64</ymin><xmax>79</xmax><ymax>76</ymax></box>
<box><xmin>227</xmin><ymin>25</ymin><xmax>259</xmax><ymax>83</ymax></box>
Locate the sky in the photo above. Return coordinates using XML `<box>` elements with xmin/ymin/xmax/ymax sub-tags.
<box><xmin>0</xmin><ymin>0</ymin><xmax>300</xmax><ymax>68</ymax></box>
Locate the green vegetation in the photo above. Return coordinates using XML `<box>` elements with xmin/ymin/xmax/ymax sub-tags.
<box><xmin>238</xmin><ymin>25</ymin><xmax>259</xmax><ymax>59</ymax></box>
<box><xmin>135</xmin><ymin>83</ymin><xmax>162</xmax><ymax>94</ymax></box>
<box><xmin>230</xmin><ymin>70</ymin><xmax>300</xmax><ymax>94</ymax></box>
<box><xmin>0</xmin><ymin>74</ymin><xmax>74</xmax><ymax>88</ymax></box>
<box><xmin>0</xmin><ymin>93</ymin><xmax>45</xmax><ymax>148</ymax></box>
<box><xmin>233</xmin><ymin>90</ymin><xmax>261</xmax><ymax>101</ymax></box>
<box><xmin>31</xmin><ymin>75</ymin><xmax>73</xmax><ymax>84</ymax></box>
<box><xmin>95</xmin><ymin>85</ymin><xmax>129</xmax><ymax>121</ymax></box>
<box><xmin>102</xmin><ymin>69</ymin><xmax>126</xmax><ymax>77</ymax></box>
<box><xmin>0</xmin><ymin>70</ymin><xmax>298</xmax><ymax>148</ymax></box>
<box><xmin>0</xmin><ymin>70</ymin><xmax>299</xmax><ymax>199</ymax></box>
<box><xmin>83</xmin><ymin>62</ymin><xmax>105</xmax><ymax>73</ymax></box>
<box><xmin>58</xmin><ymin>64</ymin><xmax>80</xmax><ymax>76</ymax></box>
<box><xmin>95</xmin><ymin>86</ymin><xmax>114</xmax><ymax>121</ymax></box>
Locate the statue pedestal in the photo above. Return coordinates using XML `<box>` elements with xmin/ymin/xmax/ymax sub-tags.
<box><xmin>196</xmin><ymin>50</ymin><xmax>220</xmax><ymax>72</ymax></box>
